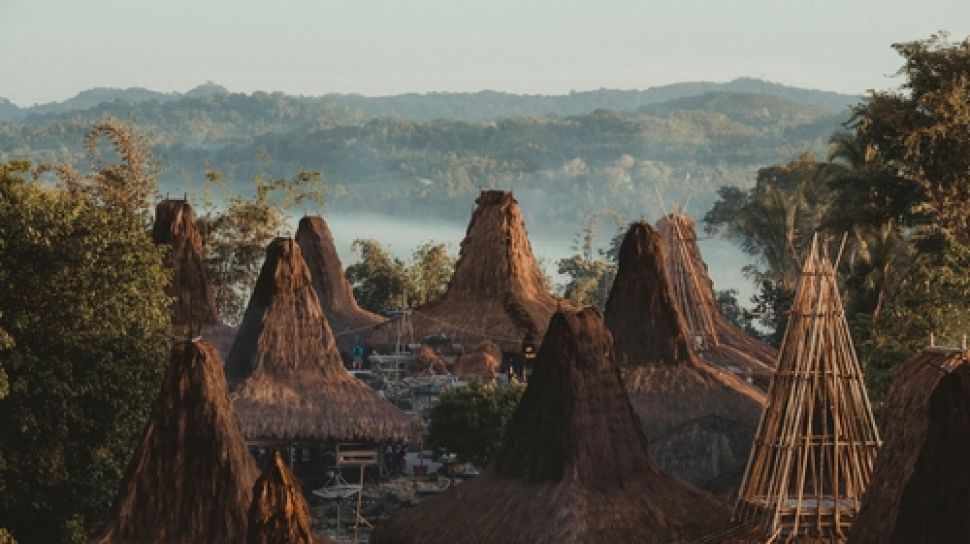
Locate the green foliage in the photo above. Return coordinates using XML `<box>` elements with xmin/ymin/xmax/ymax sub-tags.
<box><xmin>557</xmin><ymin>214</ymin><xmax>626</xmax><ymax>309</ymax></box>
<box><xmin>0</xmin><ymin>86</ymin><xmax>847</xmax><ymax>237</ymax></box>
<box><xmin>345</xmin><ymin>239</ymin><xmax>456</xmax><ymax>313</ymax></box>
<box><xmin>828</xmin><ymin>34</ymin><xmax>970</xmax><ymax>399</ymax></box>
<box><xmin>346</xmin><ymin>240</ymin><xmax>411</xmax><ymax>314</ymax></box>
<box><xmin>0</xmin><ymin>161</ymin><xmax>171</xmax><ymax>542</ymax></box>
<box><xmin>408</xmin><ymin>241</ymin><xmax>457</xmax><ymax>306</ymax></box>
<box><xmin>704</xmin><ymin>153</ymin><xmax>831</xmax><ymax>342</ymax></box>
<box><xmin>706</xmin><ymin>33</ymin><xmax>970</xmax><ymax>398</ymax></box>
<box><xmin>715</xmin><ymin>289</ymin><xmax>762</xmax><ymax>339</ymax></box>
<box><xmin>197</xmin><ymin>168</ymin><xmax>325</xmax><ymax>324</ymax></box>
<box><xmin>425</xmin><ymin>381</ymin><xmax>526</xmax><ymax>467</ymax></box>
<box><xmin>83</xmin><ymin>119</ymin><xmax>158</xmax><ymax>217</ymax></box>
<box><xmin>857</xmin><ymin>240</ymin><xmax>970</xmax><ymax>399</ymax></box>
<box><xmin>843</xmin><ymin>33</ymin><xmax>970</xmax><ymax>247</ymax></box>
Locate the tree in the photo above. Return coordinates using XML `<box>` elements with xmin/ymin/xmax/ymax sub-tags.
<box><xmin>704</xmin><ymin>153</ymin><xmax>829</xmax><ymax>343</ymax></box>
<box><xmin>425</xmin><ymin>381</ymin><xmax>525</xmax><ymax>467</ymax></box>
<box><xmin>715</xmin><ymin>289</ymin><xmax>762</xmax><ymax>339</ymax></box>
<box><xmin>344</xmin><ymin>239</ymin><xmax>456</xmax><ymax>313</ymax></box>
<box><xmin>847</xmin><ymin>33</ymin><xmax>970</xmax><ymax>247</ymax></box>
<box><xmin>83</xmin><ymin>119</ymin><xmax>158</xmax><ymax>217</ymax></box>
<box><xmin>197</xmin><ymin>168</ymin><xmax>326</xmax><ymax>324</ymax></box>
<box><xmin>826</xmin><ymin>34</ymin><xmax>970</xmax><ymax>399</ymax></box>
<box><xmin>0</xmin><ymin>160</ymin><xmax>171</xmax><ymax>542</ymax></box>
<box><xmin>345</xmin><ymin>239</ymin><xmax>411</xmax><ymax>313</ymax></box>
<box><xmin>407</xmin><ymin>241</ymin><xmax>456</xmax><ymax>306</ymax></box>
<box><xmin>557</xmin><ymin>213</ymin><xmax>625</xmax><ymax>309</ymax></box>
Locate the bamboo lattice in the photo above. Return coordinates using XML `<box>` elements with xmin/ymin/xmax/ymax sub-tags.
<box><xmin>732</xmin><ymin>236</ymin><xmax>881</xmax><ymax>543</ymax></box>
<box><xmin>659</xmin><ymin>212</ymin><xmax>720</xmax><ymax>350</ymax></box>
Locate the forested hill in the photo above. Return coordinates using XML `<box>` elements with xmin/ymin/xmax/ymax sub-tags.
<box><xmin>0</xmin><ymin>79</ymin><xmax>852</xmax><ymax>234</ymax></box>
<box><xmin>0</xmin><ymin>77</ymin><xmax>857</xmax><ymax>121</ymax></box>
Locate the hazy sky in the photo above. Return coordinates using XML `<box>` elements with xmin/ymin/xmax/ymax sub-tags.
<box><xmin>2</xmin><ymin>0</ymin><xmax>968</xmax><ymax>106</ymax></box>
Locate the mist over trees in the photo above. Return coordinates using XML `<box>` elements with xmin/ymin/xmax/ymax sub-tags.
<box><xmin>0</xmin><ymin>80</ymin><xmax>850</xmax><ymax>236</ymax></box>
<box><xmin>0</xmin><ymin>31</ymin><xmax>967</xmax><ymax>542</ymax></box>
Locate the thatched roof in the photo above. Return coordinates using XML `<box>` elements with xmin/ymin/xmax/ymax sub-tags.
<box><xmin>656</xmin><ymin>212</ymin><xmax>775</xmax><ymax>389</ymax></box>
<box><xmin>368</xmin><ymin>190</ymin><xmax>563</xmax><ymax>352</ymax></box>
<box><xmin>151</xmin><ymin>199</ymin><xmax>219</xmax><ymax>328</ymax></box>
<box><xmin>248</xmin><ymin>450</ymin><xmax>334</xmax><ymax>544</ymax></box>
<box><xmin>604</xmin><ymin>221</ymin><xmax>765</xmax><ymax>491</ymax></box>
<box><xmin>94</xmin><ymin>339</ymin><xmax>258</xmax><ymax>544</ymax></box>
<box><xmin>295</xmin><ymin>215</ymin><xmax>385</xmax><ymax>352</ymax></box>
<box><xmin>411</xmin><ymin>345</ymin><xmax>448</xmax><ymax>375</ymax></box>
<box><xmin>454</xmin><ymin>340</ymin><xmax>502</xmax><ymax>381</ymax></box>
<box><xmin>850</xmin><ymin>347</ymin><xmax>970</xmax><ymax>544</ymax></box>
<box><xmin>226</xmin><ymin>237</ymin><xmax>417</xmax><ymax>442</ymax></box>
<box><xmin>372</xmin><ymin>308</ymin><xmax>728</xmax><ymax>544</ymax></box>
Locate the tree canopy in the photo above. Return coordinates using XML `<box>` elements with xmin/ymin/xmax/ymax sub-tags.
<box><xmin>425</xmin><ymin>381</ymin><xmax>525</xmax><ymax>467</ymax></box>
<box><xmin>0</xmin><ymin>160</ymin><xmax>171</xmax><ymax>542</ymax></box>
<box><xmin>345</xmin><ymin>239</ymin><xmax>455</xmax><ymax>314</ymax></box>
<box><xmin>705</xmin><ymin>33</ymin><xmax>970</xmax><ymax>399</ymax></box>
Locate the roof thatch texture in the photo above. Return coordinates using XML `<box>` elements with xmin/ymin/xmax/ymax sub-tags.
<box><xmin>656</xmin><ymin>213</ymin><xmax>775</xmax><ymax>389</ymax></box>
<box><xmin>226</xmin><ymin>237</ymin><xmax>417</xmax><ymax>442</ymax></box>
<box><xmin>372</xmin><ymin>308</ymin><xmax>728</xmax><ymax>544</ymax></box>
<box><xmin>295</xmin><ymin>215</ymin><xmax>385</xmax><ymax>353</ymax></box>
<box><xmin>248</xmin><ymin>450</ymin><xmax>334</xmax><ymax>544</ymax></box>
<box><xmin>411</xmin><ymin>345</ymin><xmax>448</xmax><ymax>375</ymax></box>
<box><xmin>368</xmin><ymin>191</ymin><xmax>563</xmax><ymax>352</ymax></box>
<box><xmin>94</xmin><ymin>339</ymin><xmax>258</xmax><ymax>544</ymax></box>
<box><xmin>151</xmin><ymin>199</ymin><xmax>219</xmax><ymax>328</ymax></box>
<box><xmin>201</xmin><ymin>322</ymin><xmax>238</xmax><ymax>361</ymax></box>
<box><xmin>454</xmin><ymin>340</ymin><xmax>502</xmax><ymax>381</ymax></box>
<box><xmin>604</xmin><ymin>221</ymin><xmax>765</xmax><ymax>491</ymax></box>
<box><xmin>849</xmin><ymin>347</ymin><xmax>970</xmax><ymax>544</ymax></box>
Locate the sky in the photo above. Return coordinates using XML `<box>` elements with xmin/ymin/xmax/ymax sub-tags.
<box><xmin>1</xmin><ymin>0</ymin><xmax>969</xmax><ymax>106</ymax></box>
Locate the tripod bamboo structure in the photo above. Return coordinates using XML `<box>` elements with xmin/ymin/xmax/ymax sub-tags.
<box><xmin>732</xmin><ymin>236</ymin><xmax>881</xmax><ymax>543</ymax></box>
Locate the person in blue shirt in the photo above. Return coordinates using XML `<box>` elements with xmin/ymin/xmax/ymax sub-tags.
<box><xmin>352</xmin><ymin>341</ymin><xmax>365</xmax><ymax>369</ymax></box>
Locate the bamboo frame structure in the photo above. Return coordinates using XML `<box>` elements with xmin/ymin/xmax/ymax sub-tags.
<box><xmin>659</xmin><ymin>209</ymin><xmax>720</xmax><ymax>350</ymax></box>
<box><xmin>732</xmin><ymin>236</ymin><xmax>881</xmax><ymax>543</ymax></box>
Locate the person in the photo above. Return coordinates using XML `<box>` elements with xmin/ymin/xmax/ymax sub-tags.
<box><xmin>352</xmin><ymin>341</ymin><xmax>365</xmax><ymax>369</ymax></box>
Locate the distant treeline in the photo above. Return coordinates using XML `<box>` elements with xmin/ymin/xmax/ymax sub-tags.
<box><xmin>0</xmin><ymin>78</ymin><xmax>851</xmax><ymax>234</ymax></box>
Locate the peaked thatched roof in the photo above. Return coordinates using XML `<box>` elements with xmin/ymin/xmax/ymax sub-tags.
<box><xmin>248</xmin><ymin>450</ymin><xmax>334</xmax><ymax>544</ymax></box>
<box><xmin>368</xmin><ymin>190</ymin><xmax>563</xmax><ymax>352</ymax></box>
<box><xmin>656</xmin><ymin>212</ymin><xmax>776</xmax><ymax>389</ymax></box>
<box><xmin>94</xmin><ymin>339</ymin><xmax>258</xmax><ymax>544</ymax></box>
<box><xmin>295</xmin><ymin>215</ymin><xmax>384</xmax><ymax>352</ymax></box>
<box><xmin>850</xmin><ymin>347</ymin><xmax>970</xmax><ymax>544</ymax></box>
<box><xmin>604</xmin><ymin>221</ymin><xmax>765</xmax><ymax>491</ymax></box>
<box><xmin>226</xmin><ymin>237</ymin><xmax>417</xmax><ymax>442</ymax></box>
<box><xmin>372</xmin><ymin>308</ymin><xmax>728</xmax><ymax>544</ymax></box>
<box><xmin>151</xmin><ymin>198</ymin><xmax>219</xmax><ymax>328</ymax></box>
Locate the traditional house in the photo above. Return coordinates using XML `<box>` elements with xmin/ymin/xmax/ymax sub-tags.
<box><xmin>604</xmin><ymin>221</ymin><xmax>766</xmax><ymax>494</ymax></box>
<box><xmin>372</xmin><ymin>308</ymin><xmax>728</xmax><ymax>543</ymax></box>
<box><xmin>295</xmin><ymin>215</ymin><xmax>385</xmax><ymax>356</ymax></box>
<box><xmin>94</xmin><ymin>339</ymin><xmax>258</xmax><ymax>543</ymax></box>
<box><xmin>849</xmin><ymin>346</ymin><xmax>970</xmax><ymax>544</ymax></box>
<box><xmin>226</xmin><ymin>238</ymin><xmax>417</xmax><ymax>480</ymax></box>
<box><xmin>656</xmin><ymin>211</ymin><xmax>776</xmax><ymax>389</ymax></box>
<box><xmin>368</xmin><ymin>190</ymin><xmax>564</xmax><ymax>356</ymax></box>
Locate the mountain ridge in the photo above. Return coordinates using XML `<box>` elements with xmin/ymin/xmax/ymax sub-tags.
<box><xmin>0</xmin><ymin>77</ymin><xmax>858</xmax><ymax>122</ymax></box>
